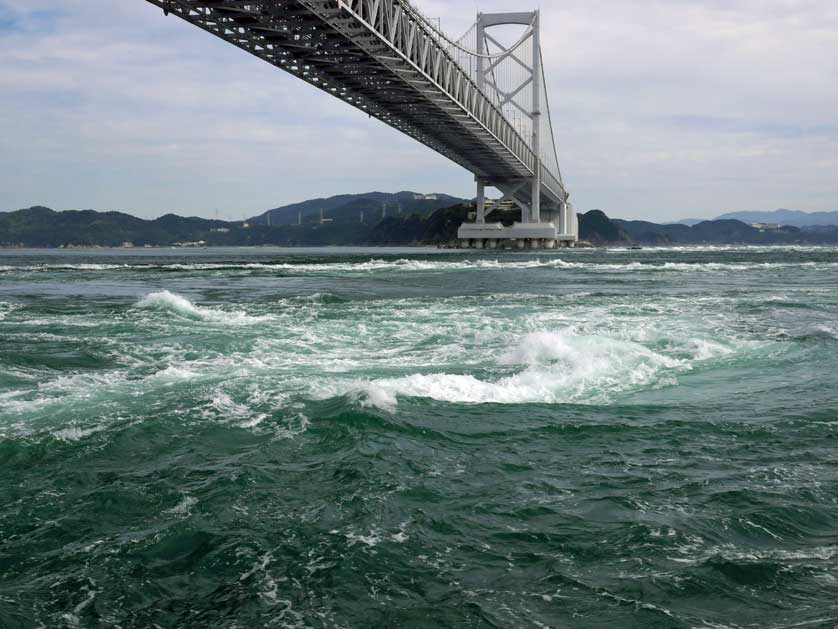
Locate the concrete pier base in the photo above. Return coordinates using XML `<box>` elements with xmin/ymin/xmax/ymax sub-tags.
<box><xmin>458</xmin><ymin>222</ymin><xmax>577</xmax><ymax>250</ymax></box>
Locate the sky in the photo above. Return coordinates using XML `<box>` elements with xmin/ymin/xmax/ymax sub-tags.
<box><xmin>0</xmin><ymin>0</ymin><xmax>836</xmax><ymax>222</ymax></box>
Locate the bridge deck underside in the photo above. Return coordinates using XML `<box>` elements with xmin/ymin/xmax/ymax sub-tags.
<box><xmin>146</xmin><ymin>0</ymin><xmax>562</xmax><ymax>208</ymax></box>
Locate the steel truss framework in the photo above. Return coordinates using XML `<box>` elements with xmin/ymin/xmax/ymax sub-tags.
<box><xmin>145</xmin><ymin>0</ymin><xmax>571</xmax><ymax>234</ymax></box>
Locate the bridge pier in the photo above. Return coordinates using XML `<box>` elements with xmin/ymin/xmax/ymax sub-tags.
<box><xmin>459</xmin><ymin>237</ymin><xmax>578</xmax><ymax>250</ymax></box>
<box><xmin>458</xmin><ymin>235</ymin><xmax>577</xmax><ymax>250</ymax></box>
<box><xmin>457</xmin><ymin>217</ymin><xmax>577</xmax><ymax>249</ymax></box>
<box><xmin>476</xmin><ymin>180</ymin><xmax>487</xmax><ymax>225</ymax></box>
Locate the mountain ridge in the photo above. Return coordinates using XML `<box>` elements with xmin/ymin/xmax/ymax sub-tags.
<box><xmin>3</xmin><ymin>201</ymin><xmax>838</xmax><ymax>247</ymax></box>
<box><xmin>714</xmin><ymin>209</ymin><xmax>838</xmax><ymax>227</ymax></box>
<box><xmin>252</xmin><ymin>191</ymin><xmax>467</xmax><ymax>226</ymax></box>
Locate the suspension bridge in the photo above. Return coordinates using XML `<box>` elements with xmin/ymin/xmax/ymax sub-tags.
<box><xmin>146</xmin><ymin>0</ymin><xmax>578</xmax><ymax>248</ymax></box>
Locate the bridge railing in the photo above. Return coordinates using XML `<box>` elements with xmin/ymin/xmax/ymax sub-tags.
<box><xmin>335</xmin><ymin>0</ymin><xmax>540</xmax><ymax>177</ymax></box>
<box><xmin>335</xmin><ymin>0</ymin><xmax>567</xmax><ymax>205</ymax></box>
<box><xmin>155</xmin><ymin>0</ymin><xmax>567</xmax><ymax>206</ymax></box>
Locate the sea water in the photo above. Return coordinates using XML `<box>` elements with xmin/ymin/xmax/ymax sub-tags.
<box><xmin>0</xmin><ymin>246</ymin><xmax>836</xmax><ymax>628</ymax></box>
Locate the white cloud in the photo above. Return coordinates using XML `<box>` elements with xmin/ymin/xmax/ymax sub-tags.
<box><xmin>0</xmin><ymin>0</ymin><xmax>836</xmax><ymax>220</ymax></box>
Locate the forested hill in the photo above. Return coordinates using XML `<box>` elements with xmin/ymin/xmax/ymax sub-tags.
<box><xmin>369</xmin><ymin>208</ymin><xmax>838</xmax><ymax>245</ymax></box>
<box><xmin>586</xmin><ymin>211</ymin><xmax>837</xmax><ymax>245</ymax></box>
<box><xmin>3</xmin><ymin>204</ymin><xmax>838</xmax><ymax>247</ymax></box>
<box><xmin>252</xmin><ymin>191</ymin><xmax>466</xmax><ymax>226</ymax></box>
<box><xmin>0</xmin><ymin>207</ymin><xmax>237</xmax><ymax>248</ymax></box>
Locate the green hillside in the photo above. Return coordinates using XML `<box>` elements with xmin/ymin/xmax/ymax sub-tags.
<box><xmin>3</xmin><ymin>203</ymin><xmax>838</xmax><ymax>248</ymax></box>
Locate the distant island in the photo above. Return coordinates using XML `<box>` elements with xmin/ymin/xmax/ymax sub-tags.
<box><xmin>700</xmin><ymin>209</ymin><xmax>838</xmax><ymax>228</ymax></box>
<box><xmin>2</xmin><ymin>193</ymin><xmax>838</xmax><ymax>247</ymax></box>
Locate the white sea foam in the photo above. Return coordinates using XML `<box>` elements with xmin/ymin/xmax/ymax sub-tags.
<box><xmin>258</xmin><ymin>258</ymin><xmax>838</xmax><ymax>274</ymax></box>
<box><xmin>0</xmin><ymin>268</ymin><xmax>806</xmax><ymax>432</ymax></box>
<box><xmin>3</xmin><ymin>258</ymin><xmax>837</xmax><ymax>275</ymax></box>
<box><xmin>0</xmin><ymin>358</ymin><xmax>207</xmax><ymax>418</ymax></box>
<box><xmin>0</xmin><ymin>363</ymin><xmax>182</xmax><ymax>418</ymax></box>
<box><xmin>150</xmin><ymin>365</ymin><xmax>201</xmax><ymax>382</ymax></box>
<box><xmin>314</xmin><ymin>329</ymin><xmax>685</xmax><ymax>410</ymax></box>
<box><xmin>166</xmin><ymin>495</ymin><xmax>198</xmax><ymax>517</ymax></box>
<box><xmin>682</xmin><ymin>338</ymin><xmax>736</xmax><ymax>361</ymax></box>
<box><xmin>0</xmin><ymin>263</ymin><xmax>130</xmax><ymax>272</ymax></box>
<box><xmin>811</xmin><ymin>324</ymin><xmax>838</xmax><ymax>340</ymax></box>
<box><xmin>608</xmin><ymin>244</ymin><xmax>838</xmax><ymax>254</ymax></box>
<box><xmin>206</xmin><ymin>391</ymin><xmax>268</xmax><ymax>428</ymax></box>
<box><xmin>60</xmin><ymin>589</ymin><xmax>98</xmax><ymax>628</ymax></box>
<box><xmin>239</xmin><ymin>553</ymin><xmax>272</xmax><ymax>582</ymax></box>
<box><xmin>135</xmin><ymin>290</ymin><xmax>267</xmax><ymax>325</ymax></box>
<box><xmin>391</xmin><ymin>530</ymin><xmax>410</xmax><ymax>543</ymax></box>
<box><xmin>136</xmin><ymin>290</ymin><xmax>212</xmax><ymax>319</ymax></box>
<box><xmin>670</xmin><ymin>544</ymin><xmax>838</xmax><ymax>566</ymax></box>
<box><xmin>12</xmin><ymin>372</ymin><xmax>129</xmax><ymax>414</ymax></box>
<box><xmin>0</xmin><ymin>302</ymin><xmax>19</xmax><ymax>321</ymax></box>
<box><xmin>52</xmin><ymin>425</ymin><xmax>107</xmax><ymax>442</ymax></box>
<box><xmin>345</xmin><ymin>530</ymin><xmax>383</xmax><ymax>547</ymax></box>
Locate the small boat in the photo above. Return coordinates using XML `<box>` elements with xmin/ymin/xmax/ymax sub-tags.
<box><xmin>629</xmin><ymin>246</ymin><xmax>643</xmax><ymax>251</ymax></box>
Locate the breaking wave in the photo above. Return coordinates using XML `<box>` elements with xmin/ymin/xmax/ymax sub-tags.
<box><xmin>135</xmin><ymin>290</ymin><xmax>267</xmax><ymax>325</ymax></box>
<box><xmin>311</xmin><ymin>329</ymin><xmax>700</xmax><ymax>410</ymax></box>
<box><xmin>0</xmin><ymin>302</ymin><xmax>20</xmax><ymax>321</ymax></box>
<box><xmin>3</xmin><ymin>258</ymin><xmax>838</xmax><ymax>275</ymax></box>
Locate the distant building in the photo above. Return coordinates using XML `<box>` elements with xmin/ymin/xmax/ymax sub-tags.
<box><xmin>173</xmin><ymin>240</ymin><xmax>207</xmax><ymax>248</ymax></box>
<box><xmin>414</xmin><ymin>194</ymin><xmax>438</xmax><ymax>201</ymax></box>
<box><xmin>751</xmin><ymin>223</ymin><xmax>782</xmax><ymax>231</ymax></box>
<box><xmin>211</xmin><ymin>227</ymin><xmax>231</xmax><ymax>233</ymax></box>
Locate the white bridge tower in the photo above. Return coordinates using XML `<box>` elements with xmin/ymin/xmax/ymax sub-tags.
<box><xmin>458</xmin><ymin>11</ymin><xmax>577</xmax><ymax>249</ymax></box>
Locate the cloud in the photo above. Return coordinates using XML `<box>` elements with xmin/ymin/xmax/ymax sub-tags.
<box><xmin>0</xmin><ymin>0</ymin><xmax>836</xmax><ymax>220</ymax></box>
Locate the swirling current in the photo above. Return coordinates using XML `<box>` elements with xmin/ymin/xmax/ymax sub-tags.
<box><xmin>0</xmin><ymin>246</ymin><xmax>836</xmax><ymax>628</ymax></box>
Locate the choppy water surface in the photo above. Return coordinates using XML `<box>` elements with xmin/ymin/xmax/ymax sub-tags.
<box><xmin>1</xmin><ymin>246</ymin><xmax>837</xmax><ymax>628</ymax></box>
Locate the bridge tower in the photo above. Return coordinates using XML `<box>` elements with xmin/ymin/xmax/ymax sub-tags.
<box><xmin>458</xmin><ymin>11</ymin><xmax>576</xmax><ymax>249</ymax></box>
<box><xmin>473</xmin><ymin>12</ymin><xmax>543</xmax><ymax>226</ymax></box>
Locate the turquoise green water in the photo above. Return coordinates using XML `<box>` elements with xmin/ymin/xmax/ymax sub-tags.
<box><xmin>0</xmin><ymin>246</ymin><xmax>836</xmax><ymax>628</ymax></box>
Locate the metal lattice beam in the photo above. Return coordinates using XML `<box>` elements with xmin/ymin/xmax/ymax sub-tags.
<box><xmin>143</xmin><ymin>0</ymin><xmax>571</xmax><ymax>221</ymax></box>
